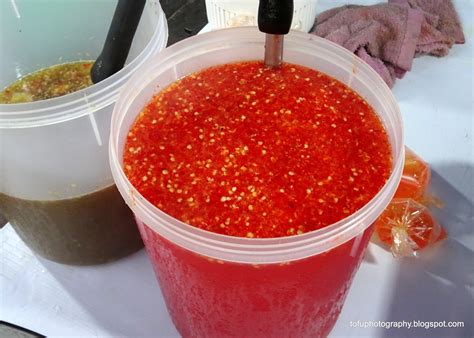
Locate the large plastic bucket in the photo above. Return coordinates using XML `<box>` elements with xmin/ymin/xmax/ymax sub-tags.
<box><xmin>110</xmin><ymin>27</ymin><xmax>404</xmax><ymax>337</ymax></box>
<box><xmin>0</xmin><ymin>0</ymin><xmax>168</xmax><ymax>265</ymax></box>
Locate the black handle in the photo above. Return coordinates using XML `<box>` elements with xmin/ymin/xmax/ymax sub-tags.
<box><xmin>91</xmin><ymin>0</ymin><xmax>146</xmax><ymax>83</ymax></box>
<box><xmin>258</xmin><ymin>0</ymin><xmax>293</xmax><ymax>35</ymax></box>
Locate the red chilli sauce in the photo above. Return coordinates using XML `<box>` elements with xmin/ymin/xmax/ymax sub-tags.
<box><xmin>124</xmin><ymin>61</ymin><xmax>391</xmax><ymax>237</ymax></box>
<box><xmin>123</xmin><ymin>61</ymin><xmax>392</xmax><ymax>337</ymax></box>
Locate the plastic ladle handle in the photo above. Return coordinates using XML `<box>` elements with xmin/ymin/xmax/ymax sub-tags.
<box><xmin>91</xmin><ymin>0</ymin><xmax>146</xmax><ymax>83</ymax></box>
<box><xmin>258</xmin><ymin>0</ymin><xmax>293</xmax><ymax>35</ymax></box>
<box><xmin>258</xmin><ymin>0</ymin><xmax>293</xmax><ymax>68</ymax></box>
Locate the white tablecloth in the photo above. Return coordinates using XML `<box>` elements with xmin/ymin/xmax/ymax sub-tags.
<box><xmin>1</xmin><ymin>1</ymin><xmax>472</xmax><ymax>337</ymax></box>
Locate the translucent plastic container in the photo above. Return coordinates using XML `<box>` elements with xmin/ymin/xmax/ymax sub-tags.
<box><xmin>206</xmin><ymin>0</ymin><xmax>318</xmax><ymax>32</ymax></box>
<box><xmin>110</xmin><ymin>27</ymin><xmax>404</xmax><ymax>336</ymax></box>
<box><xmin>0</xmin><ymin>0</ymin><xmax>168</xmax><ymax>265</ymax></box>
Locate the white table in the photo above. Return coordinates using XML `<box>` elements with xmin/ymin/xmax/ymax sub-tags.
<box><xmin>1</xmin><ymin>1</ymin><xmax>473</xmax><ymax>337</ymax></box>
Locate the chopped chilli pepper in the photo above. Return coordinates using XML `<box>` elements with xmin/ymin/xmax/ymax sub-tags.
<box><xmin>124</xmin><ymin>61</ymin><xmax>392</xmax><ymax>238</ymax></box>
<box><xmin>0</xmin><ymin>61</ymin><xmax>93</xmax><ymax>103</ymax></box>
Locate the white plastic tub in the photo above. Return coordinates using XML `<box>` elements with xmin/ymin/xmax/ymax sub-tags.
<box><xmin>0</xmin><ymin>0</ymin><xmax>168</xmax><ymax>265</ymax></box>
<box><xmin>110</xmin><ymin>27</ymin><xmax>404</xmax><ymax>336</ymax></box>
<box><xmin>206</xmin><ymin>0</ymin><xmax>318</xmax><ymax>32</ymax></box>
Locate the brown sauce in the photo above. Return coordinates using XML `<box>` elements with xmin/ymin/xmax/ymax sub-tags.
<box><xmin>0</xmin><ymin>185</ymin><xmax>142</xmax><ymax>265</ymax></box>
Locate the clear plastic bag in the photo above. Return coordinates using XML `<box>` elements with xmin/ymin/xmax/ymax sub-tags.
<box><xmin>375</xmin><ymin>147</ymin><xmax>446</xmax><ymax>257</ymax></box>
<box><xmin>394</xmin><ymin>147</ymin><xmax>431</xmax><ymax>200</ymax></box>
<box><xmin>375</xmin><ymin>198</ymin><xmax>446</xmax><ymax>257</ymax></box>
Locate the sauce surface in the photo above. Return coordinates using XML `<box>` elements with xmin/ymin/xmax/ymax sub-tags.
<box><xmin>0</xmin><ymin>61</ymin><xmax>93</xmax><ymax>103</ymax></box>
<box><xmin>124</xmin><ymin>61</ymin><xmax>392</xmax><ymax>238</ymax></box>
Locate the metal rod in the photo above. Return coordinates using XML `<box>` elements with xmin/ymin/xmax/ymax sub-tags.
<box><xmin>264</xmin><ymin>34</ymin><xmax>284</xmax><ymax>68</ymax></box>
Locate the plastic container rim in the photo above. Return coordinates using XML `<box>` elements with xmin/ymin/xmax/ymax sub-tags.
<box><xmin>0</xmin><ymin>7</ymin><xmax>168</xmax><ymax>129</ymax></box>
<box><xmin>109</xmin><ymin>27</ymin><xmax>404</xmax><ymax>264</ymax></box>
